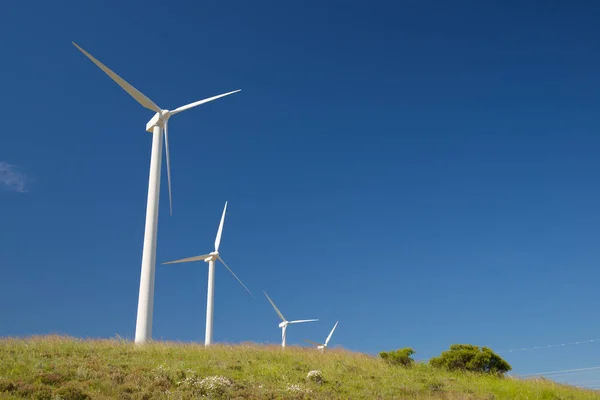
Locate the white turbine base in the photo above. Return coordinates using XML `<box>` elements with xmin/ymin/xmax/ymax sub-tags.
<box><xmin>205</xmin><ymin>259</ymin><xmax>216</xmax><ymax>346</ymax></box>
<box><xmin>282</xmin><ymin>325</ymin><xmax>287</xmax><ymax>348</ymax></box>
<box><xmin>134</xmin><ymin>124</ymin><xmax>163</xmax><ymax>344</ymax></box>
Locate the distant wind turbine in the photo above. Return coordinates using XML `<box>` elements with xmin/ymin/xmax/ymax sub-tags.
<box><xmin>263</xmin><ymin>291</ymin><xmax>318</xmax><ymax>348</ymax></box>
<box><xmin>162</xmin><ymin>202</ymin><xmax>253</xmax><ymax>346</ymax></box>
<box><xmin>72</xmin><ymin>42</ymin><xmax>240</xmax><ymax>345</ymax></box>
<box><xmin>304</xmin><ymin>321</ymin><xmax>338</xmax><ymax>352</ymax></box>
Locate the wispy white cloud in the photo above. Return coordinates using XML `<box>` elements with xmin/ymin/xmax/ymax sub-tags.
<box><xmin>0</xmin><ymin>161</ymin><xmax>29</xmax><ymax>193</ymax></box>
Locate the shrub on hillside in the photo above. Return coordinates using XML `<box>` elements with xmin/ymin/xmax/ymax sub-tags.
<box><xmin>429</xmin><ymin>344</ymin><xmax>511</xmax><ymax>375</ymax></box>
<box><xmin>379</xmin><ymin>348</ymin><xmax>415</xmax><ymax>367</ymax></box>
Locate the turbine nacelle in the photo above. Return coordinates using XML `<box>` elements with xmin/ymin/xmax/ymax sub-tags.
<box><xmin>145</xmin><ymin>111</ymin><xmax>171</xmax><ymax>132</ymax></box>
<box><xmin>279</xmin><ymin>321</ymin><xmax>289</xmax><ymax>328</ymax></box>
<box><xmin>204</xmin><ymin>251</ymin><xmax>219</xmax><ymax>263</ymax></box>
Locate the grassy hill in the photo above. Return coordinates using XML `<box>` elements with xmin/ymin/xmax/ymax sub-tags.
<box><xmin>0</xmin><ymin>336</ymin><xmax>597</xmax><ymax>399</ymax></box>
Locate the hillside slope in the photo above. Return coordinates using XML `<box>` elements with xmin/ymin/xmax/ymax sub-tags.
<box><xmin>0</xmin><ymin>336</ymin><xmax>597</xmax><ymax>399</ymax></box>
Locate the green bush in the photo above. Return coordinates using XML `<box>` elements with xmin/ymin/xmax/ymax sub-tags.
<box><xmin>429</xmin><ymin>344</ymin><xmax>511</xmax><ymax>375</ymax></box>
<box><xmin>379</xmin><ymin>348</ymin><xmax>415</xmax><ymax>367</ymax></box>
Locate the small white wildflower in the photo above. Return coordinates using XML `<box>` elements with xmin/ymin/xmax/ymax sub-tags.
<box><xmin>195</xmin><ymin>375</ymin><xmax>232</xmax><ymax>396</ymax></box>
<box><xmin>285</xmin><ymin>383</ymin><xmax>312</xmax><ymax>394</ymax></box>
<box><xmin>153</xmin><ymin>364</ymin><xmax>169</xmax><ymax>377</ymax></box>
<box><xmin>177</xmin><ymin>375</ymin><xmax>200</xmax><ymax>388</ymax></box>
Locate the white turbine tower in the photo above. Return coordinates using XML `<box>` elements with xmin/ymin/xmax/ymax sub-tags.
<box><xmin>305</xmin><ymin>321</ymin><xmax>339</xmax><ymax>352</ymax></box>
<box><xmin>162</xmin><ymin>202</ymin><xmax>254</xmax><ymax>346</ymax></box>
<box><xmin>72</xmin><ymin>42</ymin><xmax>241</xmax><ymax>345</ymax></box>
<box><xmin>263</xmin><ymin>291</ymin><xmax>318</xmax><ymax>348</ymax></box>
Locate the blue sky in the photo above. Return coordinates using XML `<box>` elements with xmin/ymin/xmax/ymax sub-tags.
<box><xmin>2</xmin><ymin>0</ymin><xmax>600</xmax><ymax>388</ymax></box>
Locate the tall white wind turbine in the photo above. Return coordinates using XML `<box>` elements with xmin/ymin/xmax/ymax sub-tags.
<box><xmin>263</xmin><ymin>291</ymin><xmax>318</xmax><ymax>348</ymax></box>
<box><xmin>72</xmin><ymin>42</ymin><xmax>241</xmax><ymax>344</ymax></box>
<box><xmin>162</xmin><ymin>202</ymin><xmax>254</xmax><ymax>346</ymax></box>
<box><xmin>305</xmin><ymin>321</ymin><xmax>339</xmax><ymax>352</ymax></box>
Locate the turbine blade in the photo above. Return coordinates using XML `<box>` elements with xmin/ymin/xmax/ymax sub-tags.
<box><xmin>214</xmin><ymin>202</ymin><xmax>227</xmax><ymax>252</ymax></box>
<box><xmin>169</xmin><ymin>90</ymin><xmax>241</xmax><ymax>116</ymax></box>
<box><xmin>72</xmin><ymin>42</ymin><xmax>161</xmax><ymax>113</ymax></box>
<box><xmin>164</xmin><ymin>119</ymin><xmax>173</xmax><ymax>216</ymax></box>
<box><xmin>325</xmin><ymin>321</ymin><xmax>338</xmax><ymax>346</ymax></box>
<box><xmin>162</xmin><ymin>254</ymin><xmax>211</xmax><ymax>265</ymax></box>
<box><xmin>263</xmin><ymin>291</ymin><xmax>286</xmax><ymax>322</ymax></box>
<box><xmin>289</xmin><ymin>319</ymin><xmax>319</xmax><ymax>324</ymax></box>
<box><xmin>217</xmin><ymin>256</ymin><xmax>254</xmax><ymax>298</ymax></box>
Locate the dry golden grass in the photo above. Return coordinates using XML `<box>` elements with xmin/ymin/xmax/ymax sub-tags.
<box><xmin>0</xmin><ymin>335</ymin><xmax>598</xmax><ymax>399</ymax></box>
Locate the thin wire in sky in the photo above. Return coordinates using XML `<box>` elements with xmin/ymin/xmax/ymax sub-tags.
<box><xmin>496</xmin><ymin>338</ymin><xmax>600</xmax><ymax>353</ymax></box>
<box><xmin>519</xmin><ymin>366</ymin><xmax>600</xmax><ymax>377</ymax></box>
<box><xmin>415</xmin><ymin>336</ymin><xmax>600</xmax><ymax>362</ymax></box>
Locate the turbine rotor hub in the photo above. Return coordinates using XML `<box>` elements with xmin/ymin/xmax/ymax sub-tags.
<box><xmin>204</xmin><ymin>251</ymin><xmax>219</xmax><ymax>262</ymax></box>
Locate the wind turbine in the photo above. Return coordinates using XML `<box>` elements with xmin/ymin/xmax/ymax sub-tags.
<box><xmin>263</xmin><ymin>291</ymin><xmax>318</xmax><ymax>348</ymax></box>
<box><xmin>162</xmin><ymin>202</ymin><xmax>253</xmax><ymax>346</ymax></box>
<box><xmin>304</xmin><ymin>321</ymin><xmax>339</xmax><ymax>352</ymax></box>
<box><xmin>72</xmin><ymin>42</ymin><xmax>240</xmax><ymax>345</ymax></box>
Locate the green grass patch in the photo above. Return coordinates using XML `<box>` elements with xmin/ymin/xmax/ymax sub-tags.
<box><xmin>0</xmin><ymin>335</ymin><xmax>597</xmax><ymax>399</ymax></box>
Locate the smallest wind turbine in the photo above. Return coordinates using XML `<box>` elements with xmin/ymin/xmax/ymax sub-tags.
<box><xmin>304</xmin><ymin>321</ymin><xmax>339</xmax><ymax>352</ymax></box>
<box><xmin>263</xmin><ymin>291</ymin><xmax>318</xmax><ymax>348</ymax></box>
